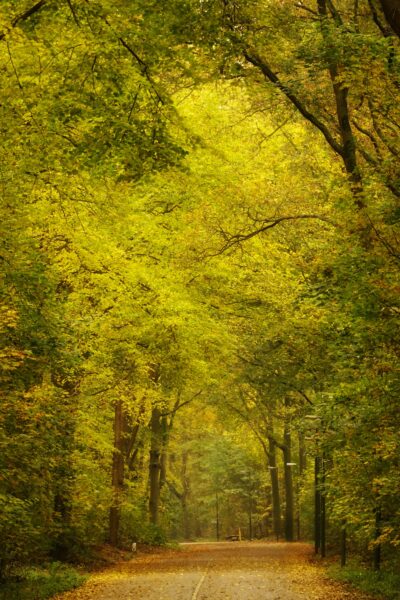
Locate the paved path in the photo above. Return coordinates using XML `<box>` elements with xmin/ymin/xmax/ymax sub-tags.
<box><xmin>57</xmin><ymin>542</ymin><xmax>374</xmax><ymax>600</ymax></box>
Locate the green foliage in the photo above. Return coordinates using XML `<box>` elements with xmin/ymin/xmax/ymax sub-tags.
<box><xmin>0</xmin><ymin>563</ymin><xmax>86</xmax><ymax>600</ymax></box>
<box><xmin>329</xmin><ymin>562</ymin><xmax>400</xmax><ymax>600</ymax></box>
<box><xmin>0</xmin><ymin>495</ymin><xmax>41</xmax><ymax>578</ymax></box>
<box><xmin>119</xmin><ymin>500</ymin><xmax>167</xmax><ymax>546</ymax></box>
<box><xmin>0</xmin><ymin>0</ymin><xmax>399</xmax><ymax>580</ymax></box>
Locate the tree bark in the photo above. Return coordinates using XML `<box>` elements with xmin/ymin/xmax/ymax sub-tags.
<box><xmin>283</xmin><ymin>419</ymin><xmax>294</xmax><ymax>542</ymax></box>
<box><xmin>379</xmin><ymin>0</ymin><xmax>400</xmax><ymax>36</ymax></box>
<box><xmin>317</xmin><ymin>0</ymin><xmax>362</xmax><ymax>196</ymax></box>
<box><xmin>268</xmin><ymin>437</ymin><xmax>281</xmax><ymax>540</ymax></box>
<box><xmin>320</xmin><ymin>456</ymin><xmax>327</xmax><ymax>558</ymax></box>
<box><xmin>149</xmin><ymin>405</ymin><xmax>162</xmax><ymax>525</ymax></box>
<box><xmin>109</xmin><ymin>399</ymin><xmax>126</xmax><ymax>546</ymax></box>
<box><xmin>181</xmin><ymin>451</ymin><xmax>191</xmax><ymax>540</ymax></box>
<box><xmin>159</xmin><ymin>415</ymin><xmax>169</xmax><ymax>491</ymax></box>
<box><xmin>299</xmin><ymin>431</ymin><xmax>307</xmax><ymax>475</ymax></box>
<box><xmin>315</xmin><ymin>456</ymin><xmax>321</xmax><ymax>554</ymax></box>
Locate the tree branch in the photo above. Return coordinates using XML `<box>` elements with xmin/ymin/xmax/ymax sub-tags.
<box><xmin>66</xmin><ymin>0</ymin><xmax>80</xmax><ymax>27</ymax></box>
<box><xmin>160</xmin><ymin>390</ymin><xmax>203</xmax><ymax>417</ymax></box>
<box><xmin>243</xmin><ymin>50</ymin><xmax>344</xmax><ymax>157</ymax></box>
<box><xmin>210</xmin><ymin>214</ymin><xmax>337</xmax><ymax>256</ymax></box>
<box><xmin>102</xmin><ymin>17</ymin><xmax>166</xmax><ymax>106</ymax></box>
<box><xmin>0</xmin><ymin>0</ymin><xmax>48</xmax><ymax>41</ymax></box>
<box><xmin>166</xmin><ymin>479</ymin><xmax>183</xmax><ymax>500</ymax></box>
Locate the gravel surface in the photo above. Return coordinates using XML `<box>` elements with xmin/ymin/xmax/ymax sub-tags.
<box><xmin>57</xmin><ymin>541</ymin><xmax>375</xmax><ymax>600</ymax></box>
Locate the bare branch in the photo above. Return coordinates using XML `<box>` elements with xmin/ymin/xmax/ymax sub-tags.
<box><xmin>209</xmin><ymin>214</ymin><xmax>338</xmax><ymax>256</ymax></box>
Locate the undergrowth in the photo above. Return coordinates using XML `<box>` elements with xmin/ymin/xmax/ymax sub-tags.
<box><xmin>328</xmin><ymin>561</ymin><xmax>400</xmax><ymax>600</ymax></box>
<box><xmin>0</xmin><ymin>562</ymin><xmax>87</xmax><ymax>600</ymax></box>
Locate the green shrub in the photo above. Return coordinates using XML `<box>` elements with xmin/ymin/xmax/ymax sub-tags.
<box><xmin>0</xmin><ymin>563</ymin><xmax>87</xmax><ymax>600</ymax></box>
<box><xmin>0</xmin><ymin>494</ymin><xmax>42</xmax><ymax>579</ymax></box>
<box><xmin>329</xmin><ymin>562</ymin><xmax>400</xmax><ymax>600</ymax></box>
<box><xmin>120</xmin><ymin>504</ymin><xmax>167</xmax><ymax>547</ymax></box>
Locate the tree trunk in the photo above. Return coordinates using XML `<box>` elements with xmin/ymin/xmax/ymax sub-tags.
<box><xmin>317</xmin><ymin>0</ymin><xmax>363</xmax><ymax>201</ymax></box>
<box><xmin>283</xmin><ymin>421</ymin><xmax>294</xmax><ymax>542</ymax></box>
<box><xmin>315</xmin><ymin>456</ymin><xmax>321</xmax><ymax>554</ymax></box>
<box><xmin>181</xmin><ymin>451</ymin><xmax>191</xmax><ymax>540</ymax></box>
<box><xmin>159</xmin><ymin>415</ymin><xmax>169</xmax><ymax>491</ymax></box>
<box><xmin>149</xmin><ymin>406</ymin><xmax>162</xmax><ymax>525</ymax></box>
<box><xmin>268</xmin><ymin>437</ymin><xmax>281</xmax><ymax>540</ymax></box>
<box><xmin>320</xmin><ymin>456</ymin><xmax>326</xmax><ymax>558</ymax></box>
<box><xmin>216</xmin><ymin>491</ymin><xmax>220</xmax><ymax>541</ymax></box>
<box><xmin>109</xmin><ymin>399</ymin><xmax>126</xmax><ymax>546</ymax></box>
<box><xmin>297</xmin><ymin>431</ymin><xmax>306</xmax><ymax>540</ymax></box>
<box><xmin>379</xmin><ymin>0</ymin><xmax>400</xmax><ymax>36</ymax></box>
<box><xmin>299</xmin><ymin>431</ymin><xmax>306</xmax><ymax>474</ymax></box>
<box><xmin>248</xmin><ymin>496</ymin><xmax>253</xmax><ymax>540</ymax></box>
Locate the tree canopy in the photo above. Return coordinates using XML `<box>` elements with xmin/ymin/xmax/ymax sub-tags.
<box><xmin>0</xmin><ymin>0</ymin><xmax>399</xmax><ymax>587</ymax></box>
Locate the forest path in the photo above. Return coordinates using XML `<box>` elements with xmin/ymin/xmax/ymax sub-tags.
<box><xmin>57</xmin><ymin>542</ymin><xmax>374</xmax><ymax>600</ymax></box>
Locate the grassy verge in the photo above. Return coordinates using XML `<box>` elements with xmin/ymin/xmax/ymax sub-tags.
<box><xmin>328</xmin><ymin>562</ymin><xmax>400</xmax><ymax>600</ymax></box>
<box><xmin>0</xmin><ymin>563</ymin><xmax>87</xmax><ymax>600</ymax></box>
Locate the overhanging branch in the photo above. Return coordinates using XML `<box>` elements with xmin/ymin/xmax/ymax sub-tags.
<box><xmin>243</xmin><ymin>50</ymin><xmax>344</xmax><ymax>158</ymax></box>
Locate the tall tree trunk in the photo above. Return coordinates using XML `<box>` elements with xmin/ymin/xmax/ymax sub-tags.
<box><xmin>320</xmin><ymin>456</ymin><xmax>327</xmax><ymax>558</ymax></box>
<box><xmin>248</xmin><ymin>498</ymin><xmax>253</xmax><ymax>540</ymax></box>
<box><xmin>297</xmin><ymin>431</ymin><xmax>306</xmax><ymax>540</ymax></box>
<box><xmin>283</xmin><ymin>420</ymin><xmax>294</xmax><ymax>542</ymax></box>
<box><xmin>109</xmin><ymin>399</ymin><xmax>126</xmax><ymax>546</ymax></box>
<box><xmin>317</xmin><ymin>0</ymin><xmax>364</xmax><ymax>205</ymax></box>
<box><xmin>379</xmin><ymin>0</ymin><xmax>400</xmax><ymax>36</ymax></box>
<box><xmin>299</xmin><ymin>431</ymin><xmax>307</xmax><ymax>474</ymax></box>
<box><xmin>181</xmin><ymin>450</ymin><xmax>191</xmax><ymax>540</ymax></box>
<box><xmin>268</xmin><ymin>437</ymin><xmax>281</xmax><ymax>540</ymax></box>
<box><xmin>216</xmin><ymin>491</ymin><xmax>220</xmax><ymax>541</ymax></box>
<box><xmin>149</xmin><ymin>406</ymin><xmax>162</xmax><ymax>525</ymax></box>
<box><xmin>315</xmin><ymin>456</ymin><xmax>321</xmax><ymax>554</ymax></box>
<box><xmin>159</xmin><ymin>415</ymin><xmax>169</xmax><ymax>491</ymax></box>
